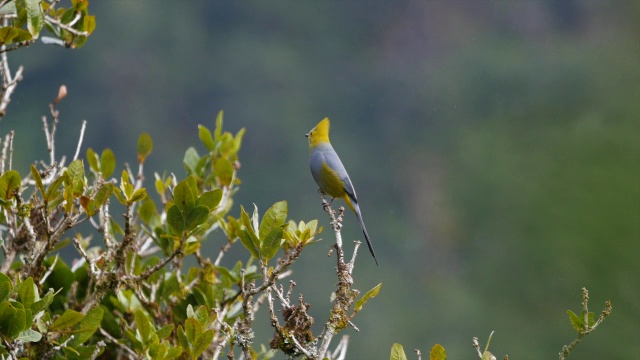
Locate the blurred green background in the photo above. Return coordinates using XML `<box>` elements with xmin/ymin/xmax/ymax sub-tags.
<box><xmin>2</xmin><ymin>1</ymin><xmax>638</xmax><ymax>358</ymax></box>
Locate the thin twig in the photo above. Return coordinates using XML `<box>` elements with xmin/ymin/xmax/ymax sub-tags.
<box><xmin>44</xmin><ymin>13</ymin><xmax>89</xmax><ymax>37</ymax></box>
<box><xmin>7</xmin><ymin>130</ymin><xmax>13</xmax><ymax>169</ymax></box>
<box><xmin>39</xmin><ymin>254</ymin><xmax>59</xmax><ymax>285</ymax></box>
<box><xmin>73</xmin><ymin>120</ymin><xmax>87</xmax><ymax>160</ymax></box>
<box><xmin>99</xmin><ymin>327</ymin><xmax>137</xmax><ymax>358</ymax></box>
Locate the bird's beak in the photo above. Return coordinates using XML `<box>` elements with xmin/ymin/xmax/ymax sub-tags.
<box><xmin>305</xmin><ymin>133</ymin><xmax>309</xmax><ymax>138</ymax></box>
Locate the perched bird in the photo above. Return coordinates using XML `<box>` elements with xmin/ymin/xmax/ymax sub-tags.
<box><xmin>306</xmin><ymin>117</ymin><xmax>378</xmax><ymax>265</ymax></box>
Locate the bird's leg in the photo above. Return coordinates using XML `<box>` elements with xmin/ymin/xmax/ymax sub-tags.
<box><xmin>318</xmin><ymin>188</ymin><xmax>332</xmax><ymax>208</ymax></box>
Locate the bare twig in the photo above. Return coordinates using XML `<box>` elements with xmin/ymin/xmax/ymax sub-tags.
<box><xmin>71</xmin><ymin>234</ymin><xmax>98</xmax><ymax>276</ymax></box>
<box><xmin>44</xmin><ymin>13</ymin><xmax>89</xmax><ymax>37</ymax></box>
<box><xmin>99</xmin><ymin>328</ymin><xmax>137</xmax><ymax>358</ymax></box>
<box><xmin>317</xmin><ymin>198</ymin><xmax>358</xmax><ymax>360</ymax></box>
<box><xmin>73</xmin><ymin>120</ymin><xmax>87</xmax><ymax>160</ymax></box>
<box><xmin>127</xmin><ymin>233</ymin><xmax>186</xmax><ymax>282</ymax></box>
<box><xmin>330</xmin><ymin>335</ymin><xmax>349</xmax><ymax>360</ymax></box>
<box><xmin>39</xmin><ymin>254</ymin><xmax>59</xmax><ymax>285</ymax></box>
<box><xmin>42</xmin><ymin>115</ymin><xmax>59</xmax><ymax>165</ymax></box>
<box><xmin>0</xmin><ymin>132</ymin><xmax>12</xmax><ymax>172</ymax></box>
<box><xmin>7</xmin><ymin>130</ymin><xmax>13</xmax><ymax>169</ymax></box>
<box><xmin>472</xmin><ymin>336</ymin><xmax>483</xmax><ymax>358</ymax></box>
<box><xmin>0</xmin><ymin>20</ymin><xmax>26</xmax><ymax>118</ymax></box>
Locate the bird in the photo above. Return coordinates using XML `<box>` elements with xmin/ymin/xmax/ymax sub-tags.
<box><xmin>306</xmin><ymin>117</ymin><xmax>378</xmax><ymax>265</ymax></box>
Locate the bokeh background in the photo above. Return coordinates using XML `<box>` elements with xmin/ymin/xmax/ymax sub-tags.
<box><xmin>2</xmin><ymin>1</ymin><xmax>639</xmax><ymax>358</ymax></box>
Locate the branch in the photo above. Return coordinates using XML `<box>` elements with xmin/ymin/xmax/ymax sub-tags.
<box><xmin>0</xmin><ymin>21</ymin><xmax>26</xmax><ymax>118</ymax></box>
<box><xmin>559</xmin><ymin>288</ymin><xmax>612</xmax><ymax>360</ymax></box>
<box><xmin>317</xmin><ymin>197</ymin><xmax>360</xmax><ymax>360</ymax></box>
<box><xmin>73</xmin><ymin>120</ymin><xmax>87</xmax><ymax>160</ymax></box>
<box><xmin>99</xmin><ymin>327</ymin><xmax>137</xmax><ymax>358</ymax></box>
<box><xmin>44</xmin><ymin>13</ymin><xmax>89</xmax><ymax>37</ymax></box>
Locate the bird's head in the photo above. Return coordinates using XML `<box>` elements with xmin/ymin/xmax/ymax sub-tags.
<box><xmin>306</xmin><ymin>117</ymin><xmax>331</xmax><ymax>148</ymax></box>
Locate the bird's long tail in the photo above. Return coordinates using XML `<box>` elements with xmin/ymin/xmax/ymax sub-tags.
<box><xmin>345</xmin><ymin>195</ymin><xmax>378</xmax><ymax>266</ymax></box>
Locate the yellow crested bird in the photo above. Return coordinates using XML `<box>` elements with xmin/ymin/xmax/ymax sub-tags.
<box><xmin>306</xmin><ymin>117</ymin><xmax>378</xmax><ymax>265</ymax></box>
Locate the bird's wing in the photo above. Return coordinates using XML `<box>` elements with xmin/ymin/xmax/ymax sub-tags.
<box><xmin>322</xmin><ymin>148</ymin><xmax>358</xmax><ymax>202</ymax></box>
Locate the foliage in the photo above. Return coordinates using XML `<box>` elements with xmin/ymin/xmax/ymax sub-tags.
<box><xmin>0</xmin><ymin>0</ymin><xmax>95</xmax><ymax>48</ymax></box>
<box><xmin>390</xmin><ymin>288</ymin><xmax>612</xmax><ymax>360</ymax></box>
<box><xmin>0</xmin><ymin>98</ymin><xmax>386</xmax><ymax>359</ymax></box>
<box><xmin>0</xmin><ymin>3</ymin><xmax>384</xmax><ymax>357</ymax></box>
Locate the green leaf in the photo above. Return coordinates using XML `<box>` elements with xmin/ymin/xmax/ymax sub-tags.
<box><xmin>214</xmin><ymin>111</ymin><xmax>223</xmax><ymax>140</ymax></box>
<box><xmin>67</xmin><ymin>159</ymin><xmax>85</xmax><ymax>188</ymax></box>
<box><xmin>430</xmin><ymin>344</ymin><xmax>447</xmax><ymax>360</ymax></box>
<box><xmin>214</xmin><ymin>266</ymin><xmax>238</xmax><ymax>283</ymax></box>
<box><xmin>198</xmin><ymin>124</ymin><xmax>215</xmax><ymax>151</ymax></box>
<box><xmin>16</xmin><ymin>328</ymin><xmax>42</xmax><ymax>342</ymax></box>
<box><xmin>137</xmin><ymin>132</ymin><xmax>153</xmax><ymax>163</ymax></box>
<box><xmin>45</xmin><ymin>173</ymin><xmax>66</xmax><ymax>202</ymax></box>
<box><xmin>82</xmin><ymin>15</ymin><xmax>96</xmax><ymax>35</ymax></box>
<box><xmin>149</xmin><ymin>342</ymin><xmax>168</xmax><ymax>359</ymax></box>
<box><xmin>0</xmin><ymin>273</ymin><xmax>12</xmax><ymax>302</ymax></box>
<box><xmin>86</xmin><ymin>148</ymin><xmax>99</xmax><ymax>173</ymax></box>
<box><xmin>113</xmin><ymin>188</ymin><xmax>127</xmax><ymax>205</ymax></box>
<box><xmin>138</xmin><ymin>197</ymin><xmax>157</xmax><ymax>224</ymax></box>
<box><xmin>587</xmin><ymin>311</ymin><xmax>596</xmax><ymax>327</ymax></box>
<box><xmin>23</xmin><ymin>0</ymin><xmax>43</xmax><ymax>37</ymax></box>
<box><xmin>213</xmin><ymin>158</ymin><xmax>233</xmax><ymax>186</ymax></box>
<box><xmin>238</xmin><ymin>230</ymin><xmax>260</xmax><ymax>260</ymax></box>
<box><xmin>100</xmin><ymin>148</ymin><xmax>116</xmax><ymax>178</ymax></box>
<box><xmin>95</xmin><ymin>183</ymin><xmax>113</xmax><ymax>207</ymax></box>
<box><xmin>183</xmin><ymin>147</ymin><xmax>200</xmax><ymax>174</ymax></box>
<box><xmin>260</xmin><ymin>227</ymin><xmax>283</xmax><ymax>261</ymax></box>
<box><xmin>233</xmin><ymin>128</ymin><xmax>246</xmax><ymax>155</ymax></box>
<box><xmin>259</xmin><ymin>201</ymin><xmax>287</xmax><ymax>241</ymax></box>
<box><xmin>390</xmin><ymin>343</ymin><xmax>408</xmax><ymax>360</ymax></box>
<box><xmin>15</xmin><ymin>277</ymin><xmax>36</xmax><ymax>310</ymax></box>
<box><xmin>165</xmin><ymin>346</ymin><xmax>183</xmax><ymax>359</ymax></box>
<box><xmin>31</xmin><ymin>288</ymin><xmax>55</xmax><ymax>315</ymax></box>
<box><xmin>0</xmin><ymin>26</ymin><xmax>31</xmax><ymax>44</ymax></box>
<box><xmin>176</xmin><ymin>325</ymin><xmax>189</xmax><ymax>352</ymax></box>
<box><xmin>50</xmin><ymin>309</ymin><xmax>84</xmax><ymax>331</ymax></box>
<box><xmin>251</xmin><ymin>205</ymin><xmax>260</xmax><ymax>237</ymax></box>
<box><xmin>134</xmin><ymin>309</ymin><xmax>152</xmax><ymax>342</ymax></box>
<box><xmin>167</xmin><ymin>204</ymin><xmax>185</xmax><ymax>235</ymax></box>
<box><xmin>192</xmin><ymin>306</ymin><xmax>212</xmax><ymax>328</ymax></box>
<box><xmin>567</xmin><ymin>310</ymin><xmax>583</xmax><ymax>332</ymax></box>
<box><xmin>0</xmin><ymin>26</ymin><xmax>19</xmax><ymax>44</ymax></box>
<box><xmin>130</xmin><ymin>188</ymin><xmax>147</xmax><ymax>203</ymax></box>
<box><xmin>69</xmin><ymin>306</ymin><xmax>103</xmax><ymax>346</ymax></box>
<box><xmin>354</xmin><ymin>283</ymin><xmax>382</xmax><ymax>314</ymax></box>
<box><xmin>196</xmin><ymin>189</ymin><xmax>222</xmax><ymax>211</ymax></box>
<box><xmin>185</xmin><ymin>206</ymin><xmax>209</xmax><ymax>231</ymax></box>
<box><xmin>124</xmin><ymin>328</ymin><xmax>144</xmax><ymax>352</ymax></box>
<box><xmin>184</xmin><ymin>318</ymin><xmax>203</xmax><ymax>343</ymax></box>
<box><xmin>239</xmin><ymin>206</ymin><xmax>260</xmax><ymax>253</ymax></box>
<box><xmin>30</xmin><ymin>165</ymin><xmax>44</xmax><ymax>194</ymax></box>
<box><xmin>173</xmin><ymin>177</ymin><xmax>197</xmax><ymax>213</ymax></box>
<box><xmin>193</xmin><ymin>329</ymin><xmax>214</xmax><ymax>358</ymax></box>
<box><xmin>156</xmin><ymin>324</ymin><xmax>174</xmax><ymax>340</ymax></box>
<box><xmin>0</xmin><ymin>170</ymin><xmax>21</xmax><ymax>200</ymax></box>
<box><xmin>0</xmin><ymin>301</ymin><xmax>26</xmax><ymax>339</ymax></box>
<box><xmin>239</xmin><ymin>206</ymin><xmax>260</xmax><ymax>259</ymax></box>
<box><xmin>120</xmin><ymin>170</ymin><xmax>133</xmax><ymax>199</ymax></box>
<box><xmin>62</xmin><ymin>344</ymin><xmax>103</xmax><ymax>360</ymax></box>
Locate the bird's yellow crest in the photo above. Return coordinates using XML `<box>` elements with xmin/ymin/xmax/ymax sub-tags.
<box><xmin>306</xmin><ymin>117</ymin><xmax>331</xmax><ymax>148</ymax></box>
